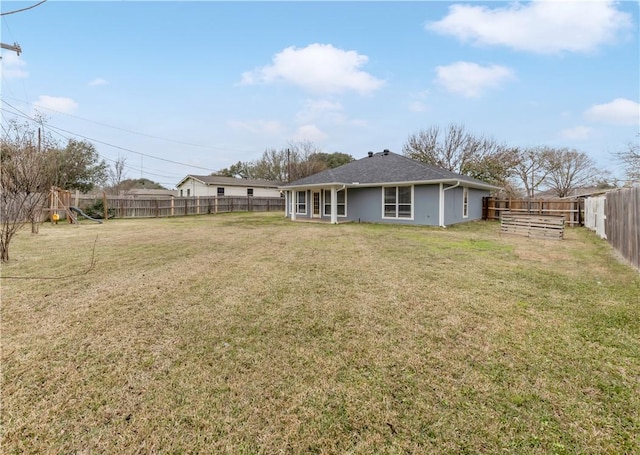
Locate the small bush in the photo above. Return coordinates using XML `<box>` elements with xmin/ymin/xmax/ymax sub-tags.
<box><xmin>81</xmin><ymin>200</ymin><xmax>115</xmax><ymax>219</ymax></box>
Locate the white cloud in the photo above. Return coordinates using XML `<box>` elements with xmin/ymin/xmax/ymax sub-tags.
<box><xmin>293</xmin><ymin>124</ymin><xmax>327</xmax><ymax>142</ymax></box>
<box><xmin>560</xmin><ymin>126</ymin><xmax>593</xmax><ymax>140</ymax></box>
<box><xmin>409</xmin><ymin>101</ymin><xmax>428</xmax><ymax>113</ymax></box>
<box><xmin>584</xmin><ymin>98</ymin><xmax>640</xmax><ymax>125</ymax></box>
<box><xmin>296</xmin><ymin>99</ymin><xmax>344</xmax><ymax>124</ymax></box>
<box><xmin>435</xmin><ymin>61</ymin><xmax>514</xmax><ymax>97</ymax></box>
<box><xmin>408</xmin><ymin>90</ymin><xmax>430</xmax><ymax>112</ymax></box>
<box><xmin>0</xmin><ymin>53</ymin><xmax>29</xmax><ymax>78</ymax></box>
<box><xmin>227</xmin><ymin>119</ymin><xmax>285</xmax><ymax>134</ymax></box>
<box><xmin>240</xmin><ymin>43</ymin><xmax>385</xmax><ymax>95</ymax></box>
<box><xmin>427</xmin><ymin>1</ymin><xmax>632</xmax><ymax>54</ymax></box>
<box><xmin>33</xmin><ymin>95</ymin><xmax>78</xmax><ymax>113</ymax></box>
<box><xmin>88</xmin><ymin>78</ymin><xmax>108</xmax><ymax>86</ymax></box>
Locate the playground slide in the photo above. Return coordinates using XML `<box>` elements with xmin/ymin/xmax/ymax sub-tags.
<box><xmin>69</xmin><ymin>206</ymin><xmax>103</xmax><ymax>224</ymax></box>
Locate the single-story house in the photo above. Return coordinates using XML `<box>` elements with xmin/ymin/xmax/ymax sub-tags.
<box><xmin>279</xmin><ymin>150</ymin><xmax>501</xmax><ymax>227</ymax></box>
<box><xmin>176</xmin><ymin>175</ymin><xmax>282</xmax><ymax>198</ymax></box>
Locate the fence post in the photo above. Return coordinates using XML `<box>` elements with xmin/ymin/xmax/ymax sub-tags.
<box><xmin>171</xmin><ymin>196</ymin><xmax>175</xmax><ymax>216</ymax></box>
<box><xmin>103</xmin><ymin>192</ymin><xmax>108</xmax><ymax>220</ymax></box>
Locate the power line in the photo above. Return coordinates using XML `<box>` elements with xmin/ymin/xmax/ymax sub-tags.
<box><xmin>1</xmin><ymin>100</ymin><xmax>219</xmax><ymax>173</ymax></box>
<box><xmin>3</xmin><ymin>95</ymin><xmax>256</xmax><ymax>154</ymax></box>
<box><xmin>1</xmin><ymin>0</ymin><xmax>48</xmax><ymax>17</ymax></box>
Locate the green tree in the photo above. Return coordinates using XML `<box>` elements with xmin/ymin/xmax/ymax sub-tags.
<box><xmin>112</xmin><ymin>178</ymin><xmax>167</xmax><ymax>193</ymax></box>
<box><xmin>50</xmin><ymin>139</ymin><xmax>108</xmax><ymax>192</ymax></box>
<box><xmin>309</xmin><ymin>152</ymin><xmax>354</xmax><ymax>169</ymax></box>
<box><xmin>216</xmin><ymin>141</ymin><xmax>335</xmax><ymax>183</ymax></box>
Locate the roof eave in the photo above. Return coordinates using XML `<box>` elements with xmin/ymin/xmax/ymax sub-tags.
<box><xmin>280</xmin><ymin>179</ymin><xmax>501</xmax><ymax>191</ymax></box>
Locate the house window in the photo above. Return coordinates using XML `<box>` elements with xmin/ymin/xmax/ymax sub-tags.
<box><xmin>383</xmin><ymin>186</ymin><xmax>412</xmax><ymax>219</ymax></box>
<box><xmin>462</xmin><ymin>187</ymin><xmax>469</xmax><ymax>218</ymax></box>
<box><xmin>217</xmin><ymin>187</ymin><xmax>225</xmax><ymax>196</ymax></box>
<box><xmin>247</xmin><ymin>188</ymin><xmax>254</xmax><ymax>197</ymax></box>
<box><xmin>323</xmin><ymin>189</ymin><xmax>346</xmax><ymax>216</ymax></box>
<box><xmin>296</xmin><ymin>191</ymin><xmax>307</xmax><ymax>214</ymax></box>
<box><xmin>186</xmin><ymin>188</ymin><xmax>190</xmax><ymax>197</ymax></box>
<box><xmin>180</xmin><ymin>189</ymin><xmax>183</xmax><ymax>197</ymax></box>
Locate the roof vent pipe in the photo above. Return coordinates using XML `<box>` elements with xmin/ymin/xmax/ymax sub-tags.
<box><xmin>368</xmin><ymin>151</ymin><xmax>373</xmax><ymax>157</ymax></box>
<box><xmin>383</xmin><ymin>149</ymin><xmax>390</xmax><ymax>155</ymax></box>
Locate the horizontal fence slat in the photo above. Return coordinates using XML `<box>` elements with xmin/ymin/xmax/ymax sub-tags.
<box><xmin>483</xmin><ymin>197</ymin><xmax>582</xmax><ymax>227</ymax></box>
<box><xmin>500</xmin><ymin>212</ymin><xmax>565</xmax><ymax>240</ymax></box>
<box><xmin>75</xmin><ymin>195</ymin><xmax>285</xmax><ymax>219</ymax></box>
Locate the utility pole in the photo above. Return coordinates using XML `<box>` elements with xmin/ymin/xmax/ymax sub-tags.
<box><xmin>0</xmin><ymin>42</ymin><xmax>22</xmax><ymax>56</ymax></box>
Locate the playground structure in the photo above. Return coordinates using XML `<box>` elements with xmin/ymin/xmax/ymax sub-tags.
<box><xmin>46</xmin><ymin>187</ymin><xmax>102</xmax><ymax>224</ymax></box>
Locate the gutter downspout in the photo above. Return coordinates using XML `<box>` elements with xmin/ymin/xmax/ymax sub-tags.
<box><xmin>440</xmin><ymin>181</ymin><xmax>461</xmax><ymax>227</ymax></box>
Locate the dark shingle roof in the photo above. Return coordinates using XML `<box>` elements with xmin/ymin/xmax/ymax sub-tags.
<box><xmin>281</xmin><ymin>151</ymin><xmax>499</xmax><ymax>189</ymax></box>
<box><xmin>179</xmin><ymin>175</ymin><xmax>280</xmax><ymax>188</ymax></box>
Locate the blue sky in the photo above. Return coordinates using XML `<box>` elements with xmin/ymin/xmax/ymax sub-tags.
<box><xmin>1</xmin><ymin>0</ymin><xmax>638</xmax><ymax>188</ymax></box>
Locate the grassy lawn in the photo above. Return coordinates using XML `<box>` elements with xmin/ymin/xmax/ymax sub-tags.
<box><xmin>2</xmin><ymin>212</ymin><xmax>639</xmax><ymax>454</ymax></box>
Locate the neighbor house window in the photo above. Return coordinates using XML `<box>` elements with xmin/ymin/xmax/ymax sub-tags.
<box><xmin>383</xmin><ymin>186</ymin><xmax>412</xmax><ymax>219</ymax></box>
<box><xmin>180</xmin><ymin>189</ymin><xmax>183</xmax><ymax>197</ymax></box>
<box><xmin>462</xmin><ymin>187</ymin><xmax>469</xmax><ymax>218</ymax></box>
<box><xmin>187</xmin><ymin>188</ymin><xmax>190</xmax><ymax>197</ymax></box>
<box><xmin>323</xmin><ymin>189</ymin><xmax>346</xmax><ymax>216</ymax></box>
<box><xmin>247</xmin><ymin>188</ymin><xmax>254</xmax><ymax>197</ymax></box>
<box><xmin>217</xmin><ymin>187</ymin><xmax>225</xmax><ymax>196</ymax></box>
<box><xmin>296</xmin><ymin>191</ymin><xmax>307</xmax><ymax>214</ymax></box>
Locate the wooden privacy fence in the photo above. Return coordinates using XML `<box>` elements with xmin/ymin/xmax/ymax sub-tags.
<box><xmin>500</xmin><ymin>212</ymin><xmax>565</xmax><ymax>240</ymax></box>
<box><xmin>591</xmin><ymin>187</ymin><xmax>639</xmax><ymax>271</ymax></box>
<box><xmin>584</xmin><ymin>195</ymin><xmax>607</xmax><ymax>239</ymax></box>
<box><xmin>76</xmin><ymin>195</ymin><xmax>285</xmax><ymax>219</ymax></box>
<box><xmin>483</xmin><ymin>197</ymin><xmax>583</xmax><ymax>227</ymax></box>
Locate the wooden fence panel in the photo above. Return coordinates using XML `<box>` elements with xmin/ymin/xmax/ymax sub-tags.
<box><xmin>584</xmin><ymin>195</ymin><xmax>607</xmax><ymax>239</ymax></box>
<box><xmin>605</xmin><ymin>187</ymin><xmax>639</xmax><ymax>270</ymax></box>
<box><xmin>500</xmin><ymin>212</ymin><xmax>565</xmax><ymax>240</ymax></box>
<box><xmin>483</xmin><ymin>197</ymin><xmax>582</xmax><ymax>226</ymax></box>
<box><xmin>76</xmin><ymin>196</ymin><xmax>285</xmax><ymax>219</ymax></box>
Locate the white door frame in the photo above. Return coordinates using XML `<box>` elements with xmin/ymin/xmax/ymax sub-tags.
<box><xmin>311</xmin><ymin>191</ymin><xmax>321</xmax><ymax>218</ymax></box>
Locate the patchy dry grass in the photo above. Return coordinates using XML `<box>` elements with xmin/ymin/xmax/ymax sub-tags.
<box><xmin>2</xmin><ymin>213</ymin><xmax>639</xmax><ymax>454</ymax></box>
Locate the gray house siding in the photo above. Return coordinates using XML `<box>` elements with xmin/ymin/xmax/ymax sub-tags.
<box><xmin>287</xmin><ymin>184</ymin><xmax>484</xmax><ymax>226</ymax></box>
<box><xmin>414</xmin><ymin>185</ymin><xmax>441</xmax><ymax>225</ymax></box>
<box><xmin>443</xmin><ymin>186</ymin><xmax>489</xmax><ymax>225</ymax></box>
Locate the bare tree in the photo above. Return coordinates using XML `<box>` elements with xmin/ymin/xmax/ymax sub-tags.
<box><xmin>511</xmin><ymin>147</ymin><xmax>553</xmax><ymax>198</ymax></box>
<box><xmin>108</xmin><ymin>156</ymin><xmax>128</xmax><ymax>191</ymax></box>
<box><xmin>1</xmin><ymin>120</ymin><xmax>55</xmax><ymax>262</ymax></box>
<box><xmin>544</xmin><ymin>148</ymin><xmax>600</xmax><ymax>197</ymax></box>
<box><xmin>615</xmin><ymin>139</ymin><xmax>640</xmax><ymax>182</ymax></box>
<box><xmin>287</xmin><ymin>140</ymin><xmax>327</xmax><ymax>181</ymax></box>
<box><xmin>402</xmin><ymin>123</ymin><xmax>514</xmax><ymax>186</ymax></box>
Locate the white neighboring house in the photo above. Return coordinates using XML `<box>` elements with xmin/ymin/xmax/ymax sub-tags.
<box><xmin>176</xmin><ymin>175</ymin><xmax>282</xmax><ymax>198</ymax></box>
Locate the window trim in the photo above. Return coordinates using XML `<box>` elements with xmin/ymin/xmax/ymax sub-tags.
<box><xmin>217</xmin><ymin>187</ymin><xmax>225</xmax><ymax>196</ymax></box>
<box><xmin>381</xmin><ymin>185</ymin><xmax>414</xmax><ymax>220</ymax></box>
<box><xmin>462</xmin><ymin>187</ymin><xmax>469</xmax><ymax>218</ymax></box>
<box><xmin>323</xmin><ymin>188</ymin><xmax>347</xmax><ymax>217</ymax></box>
<box><xmin>247</xmin><ymin>188</ymin><xmax>254</xmax><ymax>197</ymax></box>
<box><xmin>296</xmin><ymin>190</ymin><xmax>307</xmax><ymax>215</ymax></box>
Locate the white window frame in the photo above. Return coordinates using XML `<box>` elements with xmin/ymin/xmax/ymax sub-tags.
<box><xmin>323</xmin><ymin>189</ymin><xmax>347</xmax><ymax>217</ymax></box>
<box><xmin>382</xmin><ymin>185</ymin><xmax>414</xmax><ymax>220</ymax></box>
<box><xmin>462</xmin><ymin>187</ymin><xmax>469</xmax><ymax>218</ymax></box>
<box><xmin>217</xmin><ymin>187</ymin><xmax>225</xmax><ymax>196</ymax></box>
<box><xmin>247</xmin><ymin>188</ymin><xmax>254</xmax><ymax>197</ymax></box>
<box><xmin>296</xmin><ymin>190</ymin><xmax>307</xmax><ymax>215</ymax></box>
